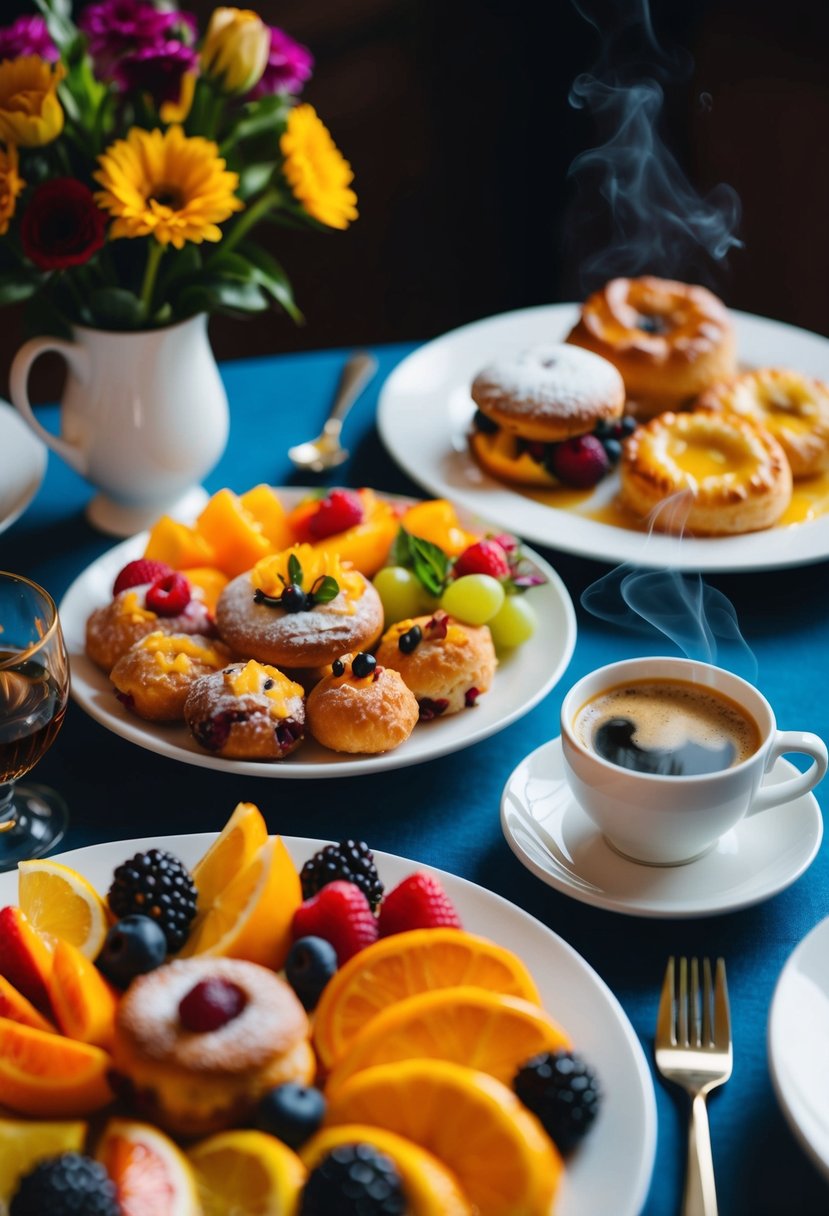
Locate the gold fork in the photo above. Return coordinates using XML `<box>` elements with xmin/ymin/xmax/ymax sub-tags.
<box><xmin>655</xmin><ymin>957</ymin><xmax>733</xmax><ymax>1216</ymax></box>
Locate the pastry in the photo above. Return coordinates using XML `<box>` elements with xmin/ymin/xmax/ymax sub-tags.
<box><xmin>109</xmin><ymin>632</ymin><xmax>233</xmax><ymax>721</ymax></box>
<box><xmin>306</xmin><ymin>652</ymin><xmax>419</xmax><ymax>753</ymax></box>
<box><xmin>469</xmin><ymin>343</ymin><xmax>627</xmax><ymax>488</ymax></box>
<box><xmin>619</xmin><ymin>409</ymin><xmax>792</xmax><ymax>535</ymax></box>
<box><xmin>566</xmin><ymin>276</ymin><xmax>736</xmax><ymax>416</ymax></box>
<box><xmin>216</xmin><ymin>545</ymin><xmax>384</xmax><ymax>670</ymax></box>
<box><xmin>110</xmin><ymin>956</ymin><xmax>314</xmax><ymax>1137</ymax></box>
<box><xmin>183</xmin><ymin>659</ymin><xmax>306</xmax><ymax>760</ymax></box>
<box><xmin>85</xmin><ymin>578</ymin><xmax>214</xmax><ymax>672</ymax></box>
<box><xmin>696</xmin><ymin>367</ymin><xmax>829</xmax><ymax>480</ymax></box>
<box><xmin>374</xmin><ymin>612</ymin><xmax>497</xmax><ymax>719</ymax></box>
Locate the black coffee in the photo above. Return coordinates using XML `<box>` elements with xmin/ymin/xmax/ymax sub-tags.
<box><xmin>575</xmin><ymin>679</ymin><xmax>761</xmax><ymax>777</ymax></box>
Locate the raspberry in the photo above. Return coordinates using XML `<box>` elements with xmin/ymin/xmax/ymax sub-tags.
<box><xmin>309</xmin><ymin>489</ymin><xmax>365</xmax><ymax>539</ymax></box>
<box><xmin>145</xmin><ymin>571</ymin><xmax>191</xmax><ymax>616</ymax></box>
<box><xmin>454</xmin><ymin>539</ymin><xmax>511</xmax><ymax>580</ymax></box>
<box><xmin>292</xmin><ymin>881</ymin><xmax>379</xmax><ymax>965</ymax></box>
<box><xmin>113</xmin><ymin>557</ymin><xmax>173</xmax><ymax>596</ymax></box>
<box><xmin>550</xmin><ymin>435</ymin><xmax>610</xmax><ymax>488</ymax></box>
<box><xmin>179</xmin><ymin>977</ymin><xmax>248</xmax><ymax>1031</ymax></box>
<box><xmin>378</xmin><ymin>872</ymin><xmax>462</xmax><ymax>937</ymax></box>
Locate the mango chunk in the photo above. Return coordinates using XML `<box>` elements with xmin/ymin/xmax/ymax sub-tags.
<box><xmin>400</xmin><ymin>499</ymin><xmax>478</xmax><ymax>557</ymax></box>
<box><xmin>144</xmin><ymin>516</ymin><xmax>217</xmax><ymax>570</ymax></box>
<box><xmin>196</xmin><ymin>488</ymin><xmax>273</xmax><ymax>578</ymax></box>
<box><xmin>240</xmin><ymin>484</ymin><xmax>294</xmax><ymax>550</ymax></box>
<box><xmin>182</xmin><ymin>566</ymin><xmax>229</xmax><ymax>615</ymax></box>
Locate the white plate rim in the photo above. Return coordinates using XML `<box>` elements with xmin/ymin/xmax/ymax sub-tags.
<box><xmin>768</xmin><ymin>914</ymin><xmax>829</xmax><ymax>1179</ymax></box>
<box><xmin>500</xmin><ymin>737</ymin><xmax>823</xmax><ymax>918</ymax></box>
<box><xmin>59</xmin><ymin>490</ymin><xmax>577</xmax><ymax>779</ymax></box>
<box><xmin>377</xmin><ymin>303</ymin><xmax>829</xmax><ymax>572</ymax></box>
<box><xmin>0</xmin><ymin>399</ymin><xmax>47</xmax><ymax>536</ymax></box>
<box><xmin>0</xmin><ymin>831</ymin><xmax>657</xmax><ymax>1216</ymax></box>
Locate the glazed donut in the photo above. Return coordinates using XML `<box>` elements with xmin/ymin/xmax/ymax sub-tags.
<box><xmin>566</xmin><ymin>276</ymin><xmax>736</xmax><ymax>416</ymax></box>
<box><xmin>216</xmin><ymin>545</ymin><xmax>384</xmax><ymax>670</ymax></box>
<box><xmin>111</xmin><ymin>957</ymin><xmax>314</xmax><ymax>1137</ymax></box>
<box><xmin>374</xmin><ymin>613</ymin><xmax>497</xmax><ymax>719</ymax></box>
<box><xmin>184</xmin><ymin>660</ymin><xmax>306</xmax><ymax>760</ymax></box>
<box><xmin>85</xmin><ymin>583</ymin><xmax>215</xmax><ymax>672</ymax></box>
<box><xmin>110</xmin><ymin>632</ymin><xmax>233</xmax><ymax>721</ymax></box>
<box><xmin>619</xmin><ymin>409</ymin><xmax>792</xmax><ymax>535</ymax></box>
<box><xmin>306</xmin><ymin>653</ymin><xmax>420</xmax><ymax>754</ymax></box>
<box><xmin>696</xmin><ymin>367</ymin><xmax>829</xmax><ymax>480</ymax></box>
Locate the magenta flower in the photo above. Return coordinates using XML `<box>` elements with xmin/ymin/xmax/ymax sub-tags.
<box><xmin>79</xmin><ymin>0</ymin><xmax>196</xmax><ymax>76</ymax></box>
<box><xmin>248</xmin><ymin>26</ymin><xmax>313</xmax><ymax>99</ymax></box>
<box><xmin>0</xmin><ymin>15</ymin><xmax>59</xmax><ymax>62</ymax></box>
<box><xmin>115</xmin><ymin>40</ymin><xmax>198</xmax><ymax>106</ymax></box>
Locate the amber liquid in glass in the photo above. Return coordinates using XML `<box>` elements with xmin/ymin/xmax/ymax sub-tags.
<box><xmin>0</xmin><ymin>652</ymin><xmax>67</xmax><ymax>784</ymax></box>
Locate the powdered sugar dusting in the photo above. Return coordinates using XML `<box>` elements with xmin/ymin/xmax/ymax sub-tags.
<box><xmin>472</xmin><ymin>343</ymin><xmax>624</xmax><ymax>420</ymax></box>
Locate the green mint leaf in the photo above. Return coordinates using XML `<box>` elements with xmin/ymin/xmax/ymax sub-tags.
<box><xmin>389</xmin><ymin>527</ymin><xmax>413</xmax><ymax>568</ymax></box>
<box><xmin>409</xmin><ymin>535</ymin><xmax>451</xmax><ymax>597</ymax></box>
<box><xmin>288</xmin><ymin>553</ymin><xmax>303</xmax><ymax>586</ymax></box>
<box><xmin>310</xmin><ymin>575</ymin><xmax>340</xmax><ymax>604</ymax></box>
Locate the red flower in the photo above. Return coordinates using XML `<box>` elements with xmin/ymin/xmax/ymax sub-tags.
<box><xmin>21</xmin><ymin>178</ymin><xmax>107</xmax><ymax>271</ymax></box>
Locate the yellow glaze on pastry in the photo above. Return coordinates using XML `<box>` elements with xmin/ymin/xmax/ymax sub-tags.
<box><xmin>227</xmin><ymin>660</ymin><xmax>304</xmax><ymax>717</ymax></box>
<box><xmin>383</xmin><ymin>619</ymin><xmax>469</xmax><ymax>647</ymax></box>
<box><xmin>251</xmin><ymin>544</ymin><xmax>363</xmax><ymax>612</ymax></box>
<box><xmin>117</xmin><ymin>590</ymin><xmax>156</xmax><ymax>623</ymax></box>
<box><xmin>136</xmin><ymin>632</ymin><xmax>226</xmax><ymax>675</ymax></box>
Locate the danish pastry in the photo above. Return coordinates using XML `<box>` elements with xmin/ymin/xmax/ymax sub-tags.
<box><xmin>306</xmin><ymin>652</ymin><xmax>419</xmax><ymax>753</ymax></box>
<box><xmin>566</xmin><ymin>276</ymin><xmax>736</xmax><ymax>417</ymax></box>
<box><xmin>619</xmin><ymin>409</ymin><xmax>792</xmax><ymax>535</ymax></box>
<box><xmin>374</xmin><ymin>612</ymin><xmax>497</xmax><ymax>719</ymax></box>
<box><xmin>85</xmin><ymin>581</ymin><xmax>214</xmax><ymax>672</ymax></box>
<box><xmin>184</xmin><ymin>660</ymin><xmax>306</xmax><ymax>760</ymax></box>
<box><xmin>109</xmin><ymin>632</ymin><xmax>233</xmax><ymax>721</ymax></box>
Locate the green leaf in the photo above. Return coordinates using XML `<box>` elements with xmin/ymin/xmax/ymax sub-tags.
<box><xmin>310</xmin><ymin>575</ymin><xmax>340</xmax><ymax>605</ymax></box>
<box><xmin>236</xmin><ymin>163</ymin><xmax>277</xmax><ymax>200</ymax></box>
<box><xmin>391</xmin><ymin>527</ymin><xmax>451</xmax><ymax>597</ymax></box>
<box><xmin>176</xmin><ymin>276</ymin><xmax>269</xmax><ymax>316</ymax></box>
<box><xmin>238</xmin><ymin>242</ymin><xmax>303</xmax><ymax>323</ymax></box>
<box><xmin>288</xmin><ymin>554</ymin><xmax>303</xmax><ymax>586</ymax></box>
<box><xmin>0</xmin><ymin>274</ymin><xmax>38</xmax><ymax>306</ymax></box>
<box><xmin>222</xmin><ymin>94</ymin><xmax>291</xmax><ymax>150</ymax></box>
<box><xmin>86</xmin><ymin>288</ymin><xmax>145</xmax><ymax>329</ymax></box>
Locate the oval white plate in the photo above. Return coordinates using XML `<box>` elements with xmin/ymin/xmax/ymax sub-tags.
<box><xmin>0</xmin><ymin>399</ymin><xmax>46</xmax><ymax>535</ymax></box>
<box><xmin>0</xmin><ymin>833</ymin><xmax>656</xmax><ymax>1216</ymax></box>
<box><xmin>377</xmin><ymin>303</ymin><xmax>829</xmax><ymax>571</ymax></box>
<box><xmin>769</xmin><ymin>916</ymin><xmax>829</xmax><ymax>1179</ymax></box>
<box><xmin>59</xmin><ymin>491</ymin><xmax>576</xmax><ymax>778</ymax></box>
<box><xmin>501</xmin><ymin>737</ymin><xmax>822</xmax><ymax>918</ymax></box>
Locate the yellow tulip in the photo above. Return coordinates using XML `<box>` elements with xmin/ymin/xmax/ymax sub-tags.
<box><xmin>200</xmin><ymin>8</ymin><xmax>269</xmax><ymax>95</ymax></box>
<box><xmin>0</xmin><ymin>143</ymin><xmax>24</xmax><ymax>236</ymax></box>
<box><xmin>0</xmin><ymin>56</ymin><xmax>65</xmax><ymax>148</ymax></box>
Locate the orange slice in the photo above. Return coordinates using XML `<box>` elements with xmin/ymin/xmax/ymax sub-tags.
<box><xmin>0</xmin><ymin>1016</ymin><xmax>114</xmax><ymax>1116</ymax></box>
<box><xmin>17</xmin><ymin>859</ymin><xmax>110</xmax><ymax>959</ymax></box>
<box><xmin>0</xmin><ymin>1118</ymin><xmax>87</xmax><ymax>1204</ymax></box>
<box><xmin>0</xmin><ymin>974</ymin><xmax>57</xmax><ymax>1034</ymax></box>
<box><xmin>302</xmin><ymin>1124</ymin><xmax>472</xmax><ymax>1215</ymax></box>
<box><xmin>313</xmin><ymin>928</ymin><xmax>541</xmax><ymax>1071</ymax></box>
<box><xmin>190</xmin><ymin>802</ymin><xmax>270</xmax><ymax>912</ymax></box>
<box><xmin>48</xmin><ymin>939</ymin><xmax>119</xmax><ymax>1050</ymax></box>
<box><xmin>324</xmin><ymin>1059</ymin><xmax>562</xmax><ymax>1216</ymax></box>
<box><xmin>187</xmin><ymin>1128</ymin><xmax>306</xmax><ymax>1216</ymax></box>
<box><xmin>96</xmin><ymin>1118</ymin><xmax>201</xmax><ymax>1216</ymax></box>
<box><xmin>0</xmin><ymin>906</ymin><xmax>55</xmax><ymax>1015</ymax></box>
<box><xmin>177</xmin><ymin>835</ymin><xmax>300</xmax><ymax>970</ymax></box>
<box><xmin>326</xmin><ymin>986</ymin><xmax>572</xmax><ymax>1093</ymax></box>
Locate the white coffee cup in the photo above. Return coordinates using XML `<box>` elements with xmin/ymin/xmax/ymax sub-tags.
<box><xmin>560</xmin><ymin>656</ymin><xmax>828</xmax><ymax>866</ymax></box>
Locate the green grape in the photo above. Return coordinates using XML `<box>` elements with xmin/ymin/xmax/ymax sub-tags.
<box><xmin>440</xmin><ymin>574</ymin><xmax>505</xmax><ymax>625</ymax></box>
<box><xmin>373</xmin><ymin>566</ymin><xmax>423</xmax><ymax>625</ymax></box>
<box><xmin>488</xmin><ymin>594</ymin><xmax>538</xmax><ymax>649</ymax></box>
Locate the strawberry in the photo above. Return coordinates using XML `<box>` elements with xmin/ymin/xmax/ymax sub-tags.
<box><xmin>378</xmin><ymin>872</ymin><xmax>462</xmax><ymax>937</ymax></box>
<box><xmin>454</xmin><ymin>539</ymin><xmax>510</xmax><ymax>580</ymax></box>
<box><xmin>113</xmin><ymin>558</ymin><xmax>173</xmax><ymax>596</ymax></box>
<box><xmin>550</xmin><ymin>435</ymin><xmax>610</xmax><ymax>488</ymax></box>
<box><xmin>308</xmin><ymin>489</ymin><xmax>364</xmax><ymax>540</ymax></box>
<box><xmin>145</xmin><ymin>571</ymin><xmax>191</xmax><ymax>616</ymax></box>
<box><xmin>291</xmin><ymin>880</ymin><xmax>378</xmax><ymax>964</ymax></box>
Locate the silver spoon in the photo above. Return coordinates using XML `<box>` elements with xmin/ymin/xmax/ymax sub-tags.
<box><xmin>287</xmin><ymin>350</ymin><xmax>378</xmax><ymax>473</ymax></box>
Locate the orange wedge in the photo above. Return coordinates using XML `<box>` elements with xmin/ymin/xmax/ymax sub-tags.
<box><xmin>326</xmin><ymin>986</ymin><xmax>572</xmax><ymax>1093</ymax></box>
<box><xmin>0</xmin><ymin>1016</ymin><xmax>114</xmax><ymax>1116</ymax></box>
<box><xmin>313</xmin><ymin>928</ymin><xmax>542</xmax><ymax>1071</ymax></box>
<box><xmin>302</xmin><ymin>1124</ymin><xmax>472</xmax><ymax>1215</ymax></box>
<box><xmin>0</xmin><ymin>1118</ymin><xmax>87</xmax><ymax>1204</ymax></box>
<box><xmin>188</xmin><ymin>1128</ymin><xmax>306</xmax><ymax>1216</ymax></box>
<box><xmin>0</xmin><ymin>974</ymin><xmax>57</xmax><ymax>1034</ymax></box>
<box><xmin>324</xmin><ymin>1059</ymin><xmax>562</xmax><ymax>1216</ymax></box>
<box><xmin>18</xmin><ymin>859</ymin><xmax>110</xmax><ymax>960</ymax></box>
<box><xmin>48</xmin><ymin>939</ymin><xmax>119</xmax><ymax>1050</ymax></box>
<box><xmin>177</xmin><ymin>835</ymin><xmax>300</xmax><ymax>969</ymax></box>
<box><xmin>96</xmin><ymin>1118</ymin><xmax>201</xmax><ymax>1216</ymax></box>
<box><xmin>190</xmin><ymin>802</ymin><xmax>270</xmax><ymax>912</ymax></box>
<box><xmin>0</xmin><ymin>906</ymin><xmax>55</xmax><ymax>1015</ymax></box>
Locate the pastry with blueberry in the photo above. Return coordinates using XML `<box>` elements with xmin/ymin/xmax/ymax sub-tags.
<box><xmin>306</xmin><ymin>652</ymin><xmax>419</xmax><ymax>754</ymax></box>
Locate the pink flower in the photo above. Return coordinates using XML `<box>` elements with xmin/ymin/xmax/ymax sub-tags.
<box><xmin>115</xmin><ymin>39</ymin><xmax>198</xmax><ymax>105</ymax></box>
<box><xmin>248</xmin><ymin>26</ymin><xmax>313</xmax><ymax>99</ymax></box>
<box><xmin>79</xmin><ymin>0</ymin><xmax>196</xmax><ymax>77</ymax></box>
<box><xmin>0</xmin><ymin>15</ymin><xmax>59</xmax><ymax>62</ymax></box>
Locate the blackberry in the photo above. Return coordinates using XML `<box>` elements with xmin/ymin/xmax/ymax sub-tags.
<box><xmin>10</xmin><ymin>1152</ymin><xmax>121</xmax><ymax>1216</ymax></box>
<box><xmin>513</xmin><ymin>1049</ymin><xmax>602</xmax><ymax>1153</ymax></box>
<box><xmin>300</xmin><ymin>841</ymin><xmax>384</xmax><ymax>912</ymax></box>
<box><xmin>299</xmin><ymin>1143</ymin><xmax>407</xmax><ymax>1215</ymax></box>
<box><xmin>107</xmin><ymin>848</ymin><xmax>198</xmax><ymax>953</ymax></box>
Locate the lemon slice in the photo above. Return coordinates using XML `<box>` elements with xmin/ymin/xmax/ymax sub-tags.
<box><xmin>17</xmin><ymin>860</ymin><xmax>109</xmax><ymax>959</ymax></box>
<box><xmin>0</xmin><ymin>1118</ymin><xmax>87</xmax><ymax>1206</ymax></box>
<box><xmin>188</xmin><ymin>1128</ymin><xmax>306</xmax><ymax>1216</ymax></box>
<box><xmin>96</xmin><ymin>1118</ymin><xmax>201</xmax><ymax>1216</ymax></box>
<box><xmin>190</xmin><ymin>802</ymin><xmax>269</xmax><ymax>910</ymax></box>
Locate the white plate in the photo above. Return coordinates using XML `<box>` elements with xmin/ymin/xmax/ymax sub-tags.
<box><xmin>500</xmin><ymin>737</ymin><xmax>822</xmax><ymax>918</ymax></box>
<box><xmin>0</xmin><ymin>400</ymin><xmax>46</xmax><ymax>535</ymax></box>
<box><xmin>769</xmin><ymin>916</ymin><xmax>829</xmax><ymax>1179</ymax></box>
<box><xmin>58</xmin><ymin>491</ymin><xmax>576</xmax><ymax>779</ymax></box>
<box><xmin>378</xmin><ymin>303</ymin><xmax>829</xmax><ymax>571</ymax></box>
<box><xmin>0</xmin><ymin>833</ymin><xmax>656</xmax><ymax>1216</ymax></box>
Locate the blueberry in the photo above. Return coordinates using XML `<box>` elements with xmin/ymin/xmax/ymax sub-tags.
<box><xmin>351</xmin><ymin>652</ymin><xmax>376</xmax><ymax>679</ymax></box>
<box><xmin>398</xmin><ymin>625</ymin><xmax>422</xmax><ymax>655</ymax></box>
<box><xmin>619</xmin><ymin>415</ymin><xmax>637</xmax><ymax>437</ymax></box>
<box><xmin>601</xmin><ymin>437</ymin><xmax>623</xmax><ymax>465</ymax></box>
<box><xmin>285</xmin><ymin>935</ymin><xmax>338</xmax><ymax>1010</ymax></box>
<box><xmin>255</xmin><ymin>1083</ymin><xmax>327</xmax><ymax>1149</ymax></box>
<box><xmin>332</xmin><ymin>658</ymin><xmax>345</xmax><ymax>677</ymax></box>
<box><xmin>281</xmin><ymin>584</ymin><xmax>308</xmax><ymax>613</ymax></box>
<box><xmin>96</xmin><ymin>914</ymin><xmax>167</xmax><ymax>987</ymax></box>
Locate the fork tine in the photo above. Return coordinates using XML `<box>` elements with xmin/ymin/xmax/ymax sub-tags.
<box><xmin>689</xmin><ymin>957</ymin><xmax>701</xmax><ymax>1047</ymax></box>
<box><xmin>713</xmin><ymin>957</ymin><xmax>731</xmax><ymax>1048</ymax></box>
<box><xmin>678</xmin><ymin>956</ymin><xmax>689</xmax><ymax>1046</ymax></box>
<box><xmin>702</xmin><ymin>957</ymin><xmax>714</xmax><ymax>1046</ymax></box>
<box><xmin>657</xmin><ymin>955</ymin><xmax>676</xmax><ymax>1046</ymax></box>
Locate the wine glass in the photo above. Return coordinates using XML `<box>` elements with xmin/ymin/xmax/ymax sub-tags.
<box><xmin>0</xmin><ymin>572</ymin><xmax>70</xmax><ymax>869</ymax></box>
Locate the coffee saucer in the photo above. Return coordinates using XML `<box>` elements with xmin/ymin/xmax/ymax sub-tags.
<box><xmin>500</xmin><ymin>737</ymin><xmax>823</xmax><ymax>918</ymax></box>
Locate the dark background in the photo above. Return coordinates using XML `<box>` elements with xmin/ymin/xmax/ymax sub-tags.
<box><xmin>2</xmin><ymin>0</ymin><xmax>828</xmax><ymax>400</ymax></box>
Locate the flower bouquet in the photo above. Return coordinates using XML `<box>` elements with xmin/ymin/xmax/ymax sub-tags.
<box><xmin>0</xmin><ymin>0</ymin><xmax>358</xmax><ymax>335</ymax></box>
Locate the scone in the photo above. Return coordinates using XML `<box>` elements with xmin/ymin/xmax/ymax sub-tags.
<box><xmin>306</xmin><ymin>652</ymin><xmax>419</xmax><ymax>753</ymax></box>
<box><xmin>86</xmin><ymin>577</ymin><xmax>214</xmax><ymax>672</ymax></box>
<box><xmin>374</xmin><ymin>613</ymin><xmax>497</xmax><ymax>719</ymax></box>
<box><xmin>184</xmin><ymin>660</ymin><xmax>306</xmax><ymax>760</ymax></box>
<box><xmin>110</xmin><ymin>632</ymin><xmax>233</xmax><ymax>721</ymax></box>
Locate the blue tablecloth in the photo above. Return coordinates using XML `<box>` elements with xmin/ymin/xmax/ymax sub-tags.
<box><xmin>2</xmin><ymin>341</ymin><xmax>829</xmax><ymax>1215</ymax></box>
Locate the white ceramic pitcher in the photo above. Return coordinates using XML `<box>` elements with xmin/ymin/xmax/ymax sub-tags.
<box><xmin>10</xmin><ymin>313</ymin><xmax>229</xmax><ymax>536</ymax></box>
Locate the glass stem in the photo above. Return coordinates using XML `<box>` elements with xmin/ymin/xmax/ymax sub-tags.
<box><xmin>0</xmin><ymin>783</ymin><xmax>16</xmax><ymax>832</ymax></box>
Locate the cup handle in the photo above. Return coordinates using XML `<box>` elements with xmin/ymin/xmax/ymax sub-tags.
<box><xmin>10</xmin><ymin>336</ymin><xmax>90</xmax><ymax>475</ymax></box>
<box><xmin>746</xmin><ymin>730</ymin><xmax>828</xmax><ymax>816</ymax></box>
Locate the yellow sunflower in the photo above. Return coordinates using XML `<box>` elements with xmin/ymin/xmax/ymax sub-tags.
<box><xmin>93</xmin><ymin>125</ymin><xmax>243</xmax><ymax>248</ymax></box>
<box><xmin>0</xmin><ymin>143</ymin><xmax>24</xmax><ymax>236</ymax></box>
<box><xmin>280</xmin><ymin>104</ymin><xmax>358</xmax><ymax>230</ymax></box>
